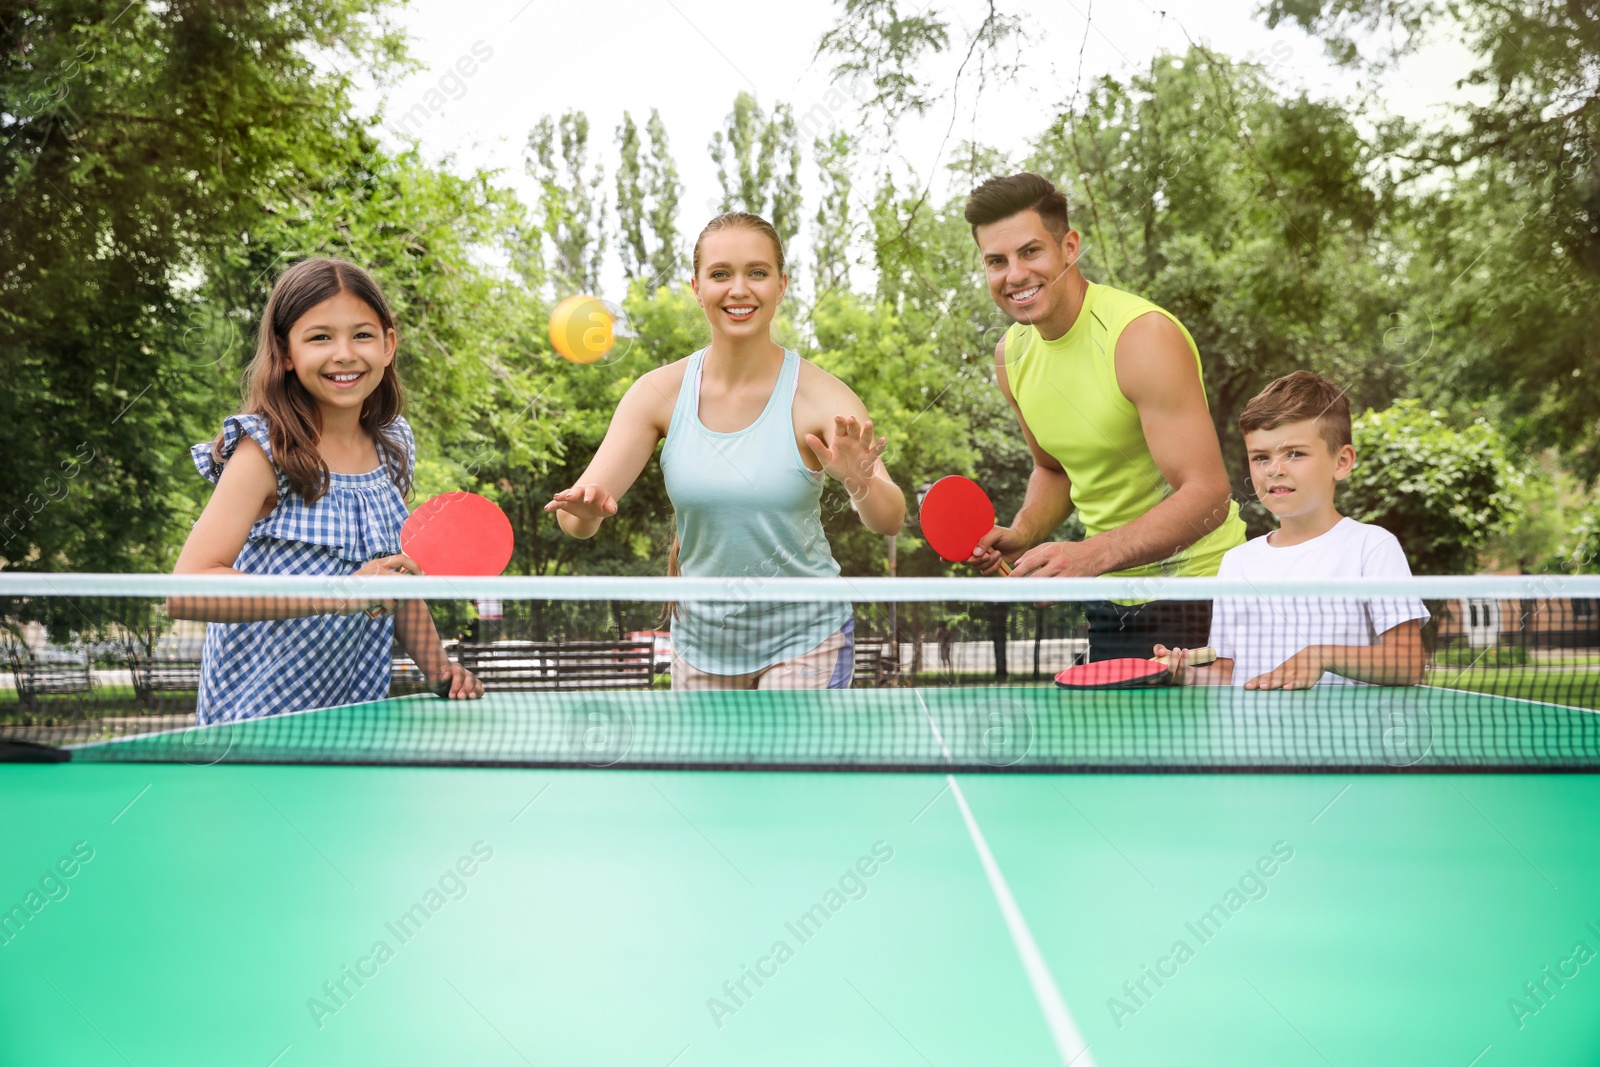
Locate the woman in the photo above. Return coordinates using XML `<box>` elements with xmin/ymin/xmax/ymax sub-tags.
<box><xmin>546</xmin><ymin>212</ymin><xmax>904</xmax><ymax>689</ymax></box>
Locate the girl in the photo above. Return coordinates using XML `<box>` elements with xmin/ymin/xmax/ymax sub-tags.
<box><xmin>171</xmin><ymin>257</ymin><xmax>481</xmax><ymax>723</ymax></box>
<box><xmin>546</xmin><ymin>212</ymin><xmax>905</xmax><ymax>689</ymax></box>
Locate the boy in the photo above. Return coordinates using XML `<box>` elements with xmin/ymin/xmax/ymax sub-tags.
<box><xmin>1156</xmin><ymin>371</ymin><xmax>1428</xmax><ymax>688</ymax></box>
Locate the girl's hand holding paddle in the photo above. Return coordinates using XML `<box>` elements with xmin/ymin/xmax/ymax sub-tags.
<box><xmin>326</xmin><ymin>553</ymin><xmax>418</xmax><ymax>618</ymax></box>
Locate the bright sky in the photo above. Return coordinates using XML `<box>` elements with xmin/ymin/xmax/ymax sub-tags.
<box><xmin>349</xmin><ymin>0</ymin><xmax>1478</xmax><ymax>296</ymax></box>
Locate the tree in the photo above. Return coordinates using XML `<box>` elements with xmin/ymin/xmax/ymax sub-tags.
<box><xmin>816</xmin><ymin>0</ymin><xmax>1023</xmax><ymax>131</ymax></box>
<box><xmin>1267</xmin><ymin>0</ymin><xmax>1600</xmax><ymax>479</ymax></box>
<box><xmin>709</xmin><ymin>92</ymin><xmax>803</xmax><ymax>250</ymax></box>
<box><xmin>615</xmin><ymin>110</ymin><xmax>686</xmax><ymax>286</ymax></box>
<box><xmin>643</xmin><ymin>110</ymin><xmax>686</xmax><ymax>285</ymax></box>
<box><xmin>615</xmin><ymin>112</ymin><xmax>650</xmax><ymax>282</ymax></box>
<box><xmin>1564</xmin><ymin>506</ymin><xmax>1600</xmax><ymax>575</ymax></box>
<box><xmin>527</xmin><ymin>110</ymin><xmax>606</xmax><ymax>296</ymax></box>
<box><xmin>0</xmin><ymin>0</ymin><xmax>406</xmax><ymax>573</ymax></box>
<box><xmin>808</xmin><ymin>289</ymin><xmax>976</xmax><ymax>577</ymax></box>
<box><xmin>812</xmin><ymin>130</ymin><xmax>858</xmax><ymax>294</ymax></box>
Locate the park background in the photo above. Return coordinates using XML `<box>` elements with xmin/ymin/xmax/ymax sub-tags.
<box><xmin>3</xmin><ymin>0</ymin><xmax>1598</xmax><ymax>582</ymax></box>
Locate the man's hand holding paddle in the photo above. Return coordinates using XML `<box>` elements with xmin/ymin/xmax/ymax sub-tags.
<box><xmin>921</xmin><ymin>476</ymin><xmax>1013</xmax><ymax>576</ymax></box>
<box><xmin>965</xmin><ymin>519</ymin><xmax>1108</xmax><ymax>578</ymax></box>
<box><xmin>996</xmin><ymin>537</ymin><xmax>1107</xmax><ymax>578</ymax></box>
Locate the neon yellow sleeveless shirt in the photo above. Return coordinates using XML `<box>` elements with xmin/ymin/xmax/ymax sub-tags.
<box><xmin>1002</xmin><ymin>282</ymin><xmax>1244</xmax><ymax>579</ymax></box>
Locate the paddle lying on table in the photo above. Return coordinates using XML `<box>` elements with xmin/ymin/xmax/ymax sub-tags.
<box><xmin>1053</xmin><ymin>647</ymin><xmax>1218</xmax><ymax>690</ymax></box>
<box><xmin>920</xmin><ymin>475</ymin><xmax>1011</xmax><ymax>576</ymax></box>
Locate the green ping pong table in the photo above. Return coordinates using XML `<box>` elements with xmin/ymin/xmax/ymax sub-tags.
<box><xmin>4</xmin><ymin>686</ymin><xmax>1599</xmax><ymax>1065</ymax></box>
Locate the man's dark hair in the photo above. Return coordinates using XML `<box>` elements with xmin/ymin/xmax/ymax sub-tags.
<box><xmin>964</xmin><ymin>172</ymin><xmax>1070</xmax><ymax>240</ymax></box>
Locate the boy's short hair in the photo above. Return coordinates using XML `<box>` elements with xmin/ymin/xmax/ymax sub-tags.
<box><xmin>1238</xmin><ymin>371</ymin><xmax>1352</xmax><ymax>453</ymax></box>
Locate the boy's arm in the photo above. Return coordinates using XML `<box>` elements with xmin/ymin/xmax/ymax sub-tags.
<box><xmin>1245</xmin><ymin>620</ymin><xmax>1426</xmax><ymax>690</ymax></box>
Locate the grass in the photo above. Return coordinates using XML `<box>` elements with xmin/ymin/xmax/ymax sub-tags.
<box><xmin>0</xmin><ymin>685</ymin><xmax>195</xmax><ymax>727</ymax></box>
<box><xmin>1427</xmin><ymin>667</ymin><xmax>1600</xmax><ymax>712</ymax></box>
<box><xmin>1433</xmin><ymin>645</ymin><xmax>1530</xmax><ymax>667</ymax></box>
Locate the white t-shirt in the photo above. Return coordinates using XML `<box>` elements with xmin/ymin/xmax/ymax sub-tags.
<box><xmin>1208</xmin><ymin>517</ymin><xmax>1429</xmax><ymax>686</ymax></box>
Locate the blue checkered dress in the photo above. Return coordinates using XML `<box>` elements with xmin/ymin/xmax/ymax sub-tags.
<box><xmin>190</xmin><ymin>414</ymin><xmax>414</xmax><ymax>724</ymax></box>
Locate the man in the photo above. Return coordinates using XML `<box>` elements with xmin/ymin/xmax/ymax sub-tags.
<box><xmin>965</xmin><ymin>172</ymin><xmax>1245</xmax><ymax>659</ymax></box>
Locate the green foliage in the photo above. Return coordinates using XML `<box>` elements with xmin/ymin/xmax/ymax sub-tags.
<box><xmin>808</xmin><ymin>291</ymin><xmax>975</xmax><ymax>575</ymax></box>
<box><xmin>615</xmin><ymin>110</ymin><xmax>685</xmax><ymax>285</ymax></box>
<box><xmin>527</xmin><ymin>111</ymin><xmax>606</xmax><ymax>294</ymax></box>
<box><xmin>1563</xmin><ymin>505</ymin><xmax>1600</xmax><ymax>575</ymax></box>
<box><xmin>1342</xmin><ymin>401</ymin><xmax>1519</xmax><ymax>574</ymax></box>
<box><xmin>642</xmin><ymin>111</ymin><xmax>686</xmax><ymax>284</ymax></box>
<box><xmin>1478</xmin><ymin>457</ymin><xmax>1590</xmax><ymax>573</ymax></box>
<box><xmin>815</xmin><ymin>0</ymin><xmax>1022</xmax><ymax>128</ymax></box>
<box><xmin>708</xmin><ymin>93</ymin><xmax>803</xmax><ymax>250</ymax></box>
<box><xmin>1267</xmin><ymin>0</ymin><xmax>1600</xmax><ymax>478</ymax></box>
<box><xmin>812</xmin><ymin>131</ymin><xmax>856</xmax><ymax>295</ymax></box>
<box><xmin>0</xmin><ymin>0</ymin><xmax>405</xmax><ymax>573</ymax></box>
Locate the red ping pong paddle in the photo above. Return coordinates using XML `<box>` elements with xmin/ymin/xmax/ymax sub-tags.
<box><xmin>1054</xmin><ymin>647</ymin><xmax>1217</xmax><ymax>690</ymax></box>
<box><xmin>401</xmin><ymin>492</ymin><xmax>515</xmax><ymax>576</ymax></box>
<box><xmin>920</xmin><ymin>475</ymin><xmax>1011</xmax><ymax>576</ymax></box>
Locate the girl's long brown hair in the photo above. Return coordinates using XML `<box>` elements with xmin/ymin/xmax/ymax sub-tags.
<box><xmin>212</xmin><ymin>258</ymin><xmax>411</xmax><ymax>503</ymax></box>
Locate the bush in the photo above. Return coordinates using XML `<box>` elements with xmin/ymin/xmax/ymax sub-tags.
<box><xmin>1343</xmin><ymin>401</ymin><xmax>1519</xmax><ymax>575</ymax></box>
<box><xmin>1562</xmin><ymin>504</ymin><xmax>1600</xmax><ymax>574</ymax></box>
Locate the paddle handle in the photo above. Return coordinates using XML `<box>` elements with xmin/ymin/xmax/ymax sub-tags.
<box><xmin>995</xmin><ymin>558</ymin><xmax>1012</xmax><ymax>577</ymax></box>
<box><xmin>1154</xmin><ymin>646</ymin><xmax>1216</xmax><ymax>667</ymax></box>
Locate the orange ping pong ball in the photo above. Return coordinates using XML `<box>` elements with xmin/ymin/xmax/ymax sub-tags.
<box><xmin>549</xmin><ymin>295</ymin><xmax>615</xmax><ymax>364</ymax></box>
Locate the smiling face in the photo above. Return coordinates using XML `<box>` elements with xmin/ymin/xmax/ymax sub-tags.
<box><xmin>974</xmin><ymin>209</ymin><xmax>1080</xmax><ymax>335</ymax></box>
<box><xmin>1244</xmin><ymin>418</ymin><xmax>1356</xmax><ymax>524</ymax></box>
<box><xmin>691</xmin><ymin>226</ymin><xmax>786</xmax><ymax>340</ymax></box>
<box><xmin>281</xmin><ymin>289</ymin><xmax>396</xmax><ymax>413</ymax></box>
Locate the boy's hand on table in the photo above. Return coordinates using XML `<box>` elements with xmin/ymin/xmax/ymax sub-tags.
<box><xmin>1245</xmin><ymin>648</ymin><xmax>1328</xmax><ymax>690</ymax></box>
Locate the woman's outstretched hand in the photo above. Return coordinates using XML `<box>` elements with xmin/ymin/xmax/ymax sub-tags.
<box><xmin>545</xmin><ymin>484</ymin><xmax>619</xmax><ymax>520</ymax></box>
<box><xmin>806</xmin><ymin>414</ymin><xmax>888</xmax><ymax>494</ymax></box>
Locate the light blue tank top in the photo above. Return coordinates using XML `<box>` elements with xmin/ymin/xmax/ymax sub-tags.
<box><xmin>660</xmin><ymin>348</ymin><xmax>851</xmax><ymax>674</ymax></box>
